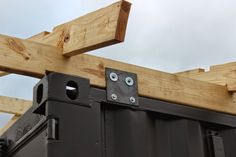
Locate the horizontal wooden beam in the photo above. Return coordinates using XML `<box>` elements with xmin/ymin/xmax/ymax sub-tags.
<box><xmin>0</xmin><ymin>32</ymin><xmax>50</xmax><ymax>76</ymax></box>
<box><xmin>28</xmin><ymin>0</ymin><xmax>131</xmax><ymax>57</ymax></box>
<box><xmin>0</xmin><ymin>95</ymin><xmax>32</xmax><ymax>115</ymax></box>
<box><xmin>0</xmin><ymin>35</ymin><xmax>235</xmax><ymax>115</ymax></box>
<box><xmin>210</xmin><ymin>62</ymin><xmax>236</xmax><ymax>71</ymax></box>
<box><xmin>176</xmin><ymin>63</ymin><xmax>236</xmax><ymax>92</ymax></box>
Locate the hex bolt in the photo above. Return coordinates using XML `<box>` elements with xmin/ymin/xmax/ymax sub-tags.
<box><xmin>125</xmin><ymin>77</ymin><xmax>134</xmax><ymax>86</ymax></box>
<box><xmin>111</xmin><ymin>93</ymin><xmax>118</xmax><ymax>100</ymax></box>
<box><xmin>129</xmin><ymin>97</ymin><xmax>136</xmax><ymax>104</ymax></box>
<box><xmin>109</xmin><ymin>72</ymin><xmax>118</xmax><ymax>82</ymax></box>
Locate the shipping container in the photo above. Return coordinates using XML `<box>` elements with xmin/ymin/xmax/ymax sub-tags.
<box><xmin>1</xmin><ymin>72</ymin><xmax>236</xmax><ymax>157</ymax></box>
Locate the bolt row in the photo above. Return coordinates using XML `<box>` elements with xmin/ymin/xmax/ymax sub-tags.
<box><xmin>109</xmin><ymin>72</ymin><xmax>136</xmax><ymax>104</ymax></box>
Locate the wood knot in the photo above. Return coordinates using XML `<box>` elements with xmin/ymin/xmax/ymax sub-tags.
<box><xmin>64</xmin><ymin>33</ymin><xmax>70</xmax><ymax>43</ymax></box>
<box><xmin>7</xmin><ymin>38</ymin><xmax>31</xmax><ymax>60</ymax></box>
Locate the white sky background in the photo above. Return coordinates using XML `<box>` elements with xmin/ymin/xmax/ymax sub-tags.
<box><xmin>0</xmin><ymin>0</ymin><xmax>236</xmax><ymax>127</ymax></box>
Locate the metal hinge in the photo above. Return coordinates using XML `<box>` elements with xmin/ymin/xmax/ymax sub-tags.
<box><xmin>105</xmin><ymin>68</ymin><xmax>139</xmax><ymax>106</ymax></box>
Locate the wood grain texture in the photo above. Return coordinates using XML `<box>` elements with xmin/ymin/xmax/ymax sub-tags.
<box><xmin>0</xmin><ymin>115</ymin><xmax>20</xmax><ymax>136</ymax></box>
<box><xmin>28</xmin><ymin>1</ymin><xmax>131</xmax><ymax>57</ymax></box>
<box><xmin>210</xmin><ymin>62</ymin><xmax>236</xmax><ymax>71</ymax></box>
<box><xmin>0</xmin><ymin>34</ymin><xmax>236</xmax><ymax>115</ymax></box>
<box><xmin>0</xmin><ymin>95</ymin><xmax>32</xmax><ymax>115</ymax></box>
<box><xmin>176</xmin><ymin>64</ymin><xmax>236</xmax><ymax>92</ymax></box>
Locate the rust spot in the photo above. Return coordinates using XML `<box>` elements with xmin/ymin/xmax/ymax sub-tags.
<box><xmin>6</xmin><ymin>38</ymin><xmax>31</xmax><ymax>60</ymax></box>
<box><xmin>82</xmin><ymin>68</ymin><xmax>105</xmax><ymax>79</ymax></box>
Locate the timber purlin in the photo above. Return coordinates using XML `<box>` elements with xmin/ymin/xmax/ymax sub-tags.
<box><xmin>1</xmin><ymin>72</ymin><xmax>236</xmax><ymax>157</ymax></box>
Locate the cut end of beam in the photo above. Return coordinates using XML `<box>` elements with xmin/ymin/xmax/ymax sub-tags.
<box><xmin>61</xmin><ymin>0</ymin><xmax>131</xmax><ymax>57</ymax></box>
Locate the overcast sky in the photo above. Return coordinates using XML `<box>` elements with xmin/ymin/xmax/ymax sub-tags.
<box><xmin>0</xmin><ymin>0</ymin><xmax>236</xmax><ymax>127</ymax></box>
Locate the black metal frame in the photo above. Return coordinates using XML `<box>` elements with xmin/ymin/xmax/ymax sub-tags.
<box><xmin>1</xmin><ymin>72</ymin><xmax>236</xmax><ymax>157</ymax></box>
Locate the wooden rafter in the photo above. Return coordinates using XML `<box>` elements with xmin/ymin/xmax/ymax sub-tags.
<box><xmin>0</xmin><ymin>96</ymin><xmax>32</xmax><ymax>115</ymax></box>
<box><xmin>175</xmin><ymin>63</ymin><xmax>236</xmax><ymax>92</ymax></box>
<box><xmin>0</xmin><ymin>0</ymin><xmax>131</xmax><ymax>76</ymax></box>
<box><xmin>27</xmin><ymin>1</ymin><xmax>131</xmax><ymax>57</ymax></box>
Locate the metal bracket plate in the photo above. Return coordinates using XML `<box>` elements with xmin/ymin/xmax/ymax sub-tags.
<box><xmin>105</xmin><ymin>68</ymin><xmax>139</xmax><ymax>106</ymax></box>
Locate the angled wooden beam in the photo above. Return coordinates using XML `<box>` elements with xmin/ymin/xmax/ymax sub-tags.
<box><xmin>0</xmin><ymin>95</ymin><xmax>32</xmax><ymax>115</ymax></box>
<box><xmin>0</xmin><ymin>1</ymin><xmax>131</xmax><ymax>75</ymax></box>
<box><xmin>175</xmin><ymin>68</ymin><xmax>205</xmax><ymax>77</ymax></box>
<box><xmin>0</xmin><ymin>115</ymin><xmax>20</xmax><ymax>136</ymax></box>
<box><xmin>28</xmin><ymin>0</ymin><xmax>131</xmax><ymax>57</ymax></box>
<box><xmin>0</xmin><ymin>35</ymin><xmax>235</xmax><ymax>115</ymax></box>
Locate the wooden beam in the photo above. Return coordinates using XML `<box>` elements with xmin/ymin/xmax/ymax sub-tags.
<box><xmin>0</xmin><ymin>1</ymin><xmax>131</xmax><ymax>75</ymax></box>
<box><xmin>175</xmin><ymin>68</ymin><xmax>205</xmax><ymax>77</ymax></box>
<box><xmin>28</xmin><ymin>1</ymin><xmax>131</xmax><ymax>57</ymax></box>
<box><xmin>27</xmin><ymin>31</ymin><xmax>50</xmax><ymax>41</ymax></box>
<box><xmin>0</xmin><ymin>95</ymin><xmax>32</xmax><ymax>115</ymax></box>
<box><xmin>0</xmin><ymin>71</ymin><xmax>8</xmax><ymax>77</ymax></box>
<box><xmin>0</xmin><ymin>115</ymin><xmax>20</xmax><ymax>136</ymax></box>
<box><xmin>210</xmin><ymin>62</ymin><xmax>236</xmax><ymax>71</ymax></box>
<box><xmin>0</xmin><ymin>35</ymin><xmax>236</xmax><ymax>115</ymax></box>
<box><xmin>0</xmin><ymin>32</ymin><xmax>50</xmax><ymax>76</ymax></box>
<box><xmin>175</xmin><ymin>63</ymin><xmax>236</xmax><ymax>92</ymax></box>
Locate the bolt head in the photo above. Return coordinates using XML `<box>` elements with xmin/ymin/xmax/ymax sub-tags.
<box><xmin>125</xmin><ymin>77</ymin><xmax>134</xmax><ymax>86</ymax></box>
<box><xmin>109</xmin><ymin>72</ymin><xmax>118</xmax><ymax>82</ymax></box>
<box><xmin>129</xmin><ymin>97</ymin><xmax>136</xmax><ymax>104</ymax></box>
<box><xmin>111</xmin><ymin>93</ymin><xmax>118</xmax><ymax>100</ymax></box>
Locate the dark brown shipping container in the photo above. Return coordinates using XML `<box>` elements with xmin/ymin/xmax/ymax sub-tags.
<box><xmin>1</xmin><ymin>72</ymin><xmax>236</xmax><ymax>157</ymax></box>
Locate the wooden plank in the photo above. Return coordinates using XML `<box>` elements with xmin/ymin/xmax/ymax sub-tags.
<box><xmin>0</xmin><ymin>115</ymin><xmax>20</xmax><ymax>136</ymax></box>
<box><xmin>210</xmin><ymin>62</ymin><xmax>236</xmax><ymax>71</ymax></box>
<box><xmin>0</xmin><ymin>95</ymin><xmax>32</xmax><ymax>115</ymax></box>
<box><xmin>175</xmin><ymin>68</ymin><xmax>205</xmax><ymax>77</ymax></box>
<box><xmin>0</xmin><ymin>35</ymin><xmax>236</xmax><ymax>115</ymax></box>
<box><xmin>0</xmin><ymin>1</ymin><xmax>131</xmax><ymax>75</ymax></box>
<box><xmin>27</xmin><ymin>31</ymin><xmax>50</xmax><ymax>41</ymax></box>
<box><xmin>0</xmin><ymin>71</ymin><xmax>8</xmax><ymax>77</ymax></box>
<box><xmin>29</xmin><ymin>1</ymin><xmax>131</xmax><ymax>57</ymax></box>
<box><xmin>0</xmin><ymin>31</ymin><xmax>50</xmax><ymax>76</ymax></box>
<box><xmin>175</xmin><ymin>63</ymin><xmax>236</xmax><ymax>92</ymax></box>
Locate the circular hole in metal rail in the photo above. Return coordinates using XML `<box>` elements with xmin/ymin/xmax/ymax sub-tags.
<box><xmin>66</xmin><ymin>81</ymin><xmax>79</xmax><ymax>100</ymax></box>
<box><xmin>37</xmin><ymin>84</ymin><xmax>43</xmax><ymax>104</ymax></box>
